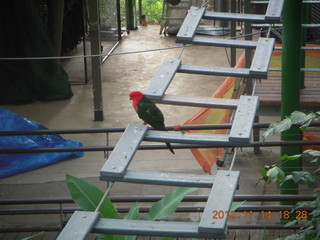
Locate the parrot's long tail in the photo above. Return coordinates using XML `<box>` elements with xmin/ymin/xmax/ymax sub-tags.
<box><xmin>166</xmin><ymin>142</ymin><xmax>175</xmax><ymax>154</ymax></box>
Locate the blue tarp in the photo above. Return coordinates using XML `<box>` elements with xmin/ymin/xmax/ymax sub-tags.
<box><xmin>0</xmin><ymin>108</ymin><xmax>84</xmax><ymax>178</ymax></box>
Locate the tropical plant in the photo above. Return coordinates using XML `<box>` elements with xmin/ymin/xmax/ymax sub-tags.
<box><xmin>258</xmin><ymin>111</ymin><xmax>320</xmax><ymax>240</ymax></box>
<box><xmin>119</xmin><ymin>0</ymin><xmax>164</xmax><ymax>26</ymax></box>
<box><xmin>21</xmin><ymin>232</ymin><xmax>45</xmax><ymax>240</ymax></box>
<box><xmin>66</xmin><ymin>174</ymin><xmax>198</xmax><ymax>240</ymax></box>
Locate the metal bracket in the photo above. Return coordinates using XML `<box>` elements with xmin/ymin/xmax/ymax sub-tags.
<box><xmin>176</xmin><ymin>7</ymin><xmax>205</xmax><ymax>42</ymax></box>
<box><xmin>145</xmin><ymin>59</ymin><xmax>181</xmax><ymax>99</ymax></box>
<box><xmin>265</xmin><ymin>0</ymin><xmax>285</xmax><ymax>22</ymax></box>
<box><xmin>229</xmin><ymin>96</ymin><xmax>259</xmax><ymax>142</ymax></box>
<box><xmin>57</xmin><ymin>211</ymin><xmax>99</xmax><ymax>240</ymax></box>
<box><xmin>198</xmin><ymin>170</ymin><xmax>240</xmax><ymax>237</ymax></box>
<box><xmin>250</xmin><ymin>38</ymin><xmax>275</xmax><ymax>77</ymax></box>
<box><xmin>100</xmin><ymin>124</ymin><xmax>148</xmax><ymax>177</ymax></box>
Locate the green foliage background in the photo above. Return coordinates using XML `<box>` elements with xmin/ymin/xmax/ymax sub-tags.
<box><xmin>120</xmin><ymin>0</ymin><xmax>163</xmax><ymax>25</ymax></box>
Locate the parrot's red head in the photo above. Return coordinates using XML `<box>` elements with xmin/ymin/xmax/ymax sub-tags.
<box><xmin>129</xmin><ymin>91</ymin><xmax>144</xmax><ymax>112</ymax></box>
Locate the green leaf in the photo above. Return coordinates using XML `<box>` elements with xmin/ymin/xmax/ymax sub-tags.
<box><xmin>256</xmin><ymin>165</ymin><xmax>275</xmax><ymax>185</ymax></box>
<box><xmin>291</xmin><ymin>171</ymin><xmax>315</xmax><ymax>186</ymax></box>
<box><xmin>303</xmin><ymin>149</ymin><xmax>320</xmax><ymax>157</ymax></box>
<box><xmin>66</xmin><ymin>174</ymin><xmax>120</xmax><ymax>219</ymax></box>
<box><xmin>66</xmin><ymin>175</ymin><xmax>121</xmax><ymax>240</ymax></box>
<box><xmin>290</xmin><ymin>111</ymin><xmax>306</xmax><ymax>124</ymax></box>
<box><xmin>160</xmin><ymin>238</ymin><xmax>175</xmax><ymax>240</ymax></box>
<box><xmin>276</xmin><ymin>233</ymin><xmax>304</xmax><ymax>240</ymax></box>
<box><xmin>263</xmin><ymin>118</ymin><xmax>292</xmax><ymax>140</ymax></box>
<box><xmin>309</xmin><ymin>158</ymin><xmax>319</xmax><ymax>166</ymax></box>
<box><xmin>262</xmin><ymin>122</ymin><xmax>279</xmax><ymax>141</ymax></box>
<box><xmin>263</xmin><ymin>229</ymin><xmax>268</xmax><ymax>240</ymax></box>
<box><xmin>125</xmin><ymin>203</ymin><xmax>140</xmax><ymax>220</ymax></box>
<box><xmin>113</xmin><ymin>204</ymin><xmax>140</xmax><ymax>240</ymax></box>
<box><xmin>21</xmin><ymin>232</ymin><xmax>45</xmax><ymax>240</ymax></box>
<box><xmin>266</xmin><ymin>166</ymin><xmax>285</xmax><ymax>185</ymax></box>
<box><xmin>144</xmin><ymin>187</ymin><xmax>198</xmax><ymax>221</ymax></box>
<box><xmin>284</xmin><ymin>220</ymin><xmax>298</xmax><ymax>227</ymax></box>
<box><xmin>287</xmin><ymin>154</ymin><xmax>302</xmax><ymax>161</ymax></box>
<box><xmin>276</xmin><ymin>118</ymin><xmax>293</xmax><ymax>132</ymax></box>
<box><xmin>230</xmin><ymin>201</ymin><xmax>245</xmax><ymax>211</ymax></box>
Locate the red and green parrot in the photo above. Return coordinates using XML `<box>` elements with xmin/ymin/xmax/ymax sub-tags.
<box><xmin>129</xmin><ymin>91</ymin><xmax>175</xmax><ymax>154</ymax></box>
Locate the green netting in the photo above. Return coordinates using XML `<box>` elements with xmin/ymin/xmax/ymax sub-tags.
<box><xmin>0</xmin><ymin>0</ymin><xmax>73</xmax><ymax>104</ymax></box>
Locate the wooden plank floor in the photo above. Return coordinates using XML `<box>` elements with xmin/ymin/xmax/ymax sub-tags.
<box><xmin>255</xmin><ymin>73</ymin><xmax>320</xmax><ymax>107</ymax></box>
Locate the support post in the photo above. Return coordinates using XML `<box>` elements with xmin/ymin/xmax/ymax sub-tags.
<box><xmin>280</xmin><ymin>0</ymin><xmax>303</xmax><ymax>203</ymax></box>
<box><xmin>300</xmin><ymin>3</ymin><xmax>308</xmax><ymax>89</ymax></box>
<box><xmin>88</xmin><ymin>0</ymin><xmax>104</xmax><ymax>121</ymax></box>
<box><xmin>117</xmin><ymin>0</ymin><xmax>122</xmax><ymax>41</ymax></box>
<box><xmin>244</xmin><ymin>0</ymin><xmax>253</xmax><ymax>94</ymax></box>
<box><xmin>230</xmin><ymin>0</ymin><xmax>236</xmax><ymax>67</ymax></box>
<box><xmin>126</xmin><ymin>0</ymin><xmax>138</xmax><ymax>30</ymax></box>
<box><xmin>48</xmin><ymin>0</ymin><xmax>65</xmax><ymax>60</ymax></box>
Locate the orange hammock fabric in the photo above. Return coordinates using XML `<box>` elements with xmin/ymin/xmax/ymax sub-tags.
<box><xmin>183</xmin><ymin>53</ymin><xmax>246</xmax><ymax>174</ymax></box>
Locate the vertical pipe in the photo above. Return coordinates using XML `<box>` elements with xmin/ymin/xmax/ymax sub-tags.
<box><xmin>117</xmin><ymin>0</ymin><xmax>122</xmax><ymax>41</ymax></box>
<box><xmin>230</xmin><ymin>0</ymin><xmax>236</xmax><ymax>67</ymax></box>
<box><xmin>244</xmin><ymin>0</ymin><xmax>252</xmax><ymax>94</ymax></box>
<box><xmin>139</xmin><ymin>0</ymin><xmax>142</xmax><ymax>25</ymax></box>
<box><xmin>82</xmin><ymin>0</ymin><xmax>88</xmax><ymax>84</ymax></box>
<box><xmin>280</xmin><ymin>0</ymin><xmax>303</xmax><ymax>203</ymax></box>
<box><xmin>126</xmin><ymin>0</ymin><xmax>137</xmax><ymax>30</ymax></box>
<box><xmin>88</xmin><ymin>0</ymin><xmax>104</xmax><ymax>121</ymax></box>
<box><xmin>300</xmin><ymin>3</ymin><xmax>308</xmax><ymax>89</ymax></box>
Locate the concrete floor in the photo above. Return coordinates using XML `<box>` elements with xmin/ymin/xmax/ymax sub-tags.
<box><xmin>0</xmin><ymin>25</ymin><xmax>302</xmax><ymax>239</ymax></box>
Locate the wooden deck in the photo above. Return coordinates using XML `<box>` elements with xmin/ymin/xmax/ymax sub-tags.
<box><xmin>255</xmin><ymin>73</ymin><xmax>320</xmax><ymax>108</ymax></box>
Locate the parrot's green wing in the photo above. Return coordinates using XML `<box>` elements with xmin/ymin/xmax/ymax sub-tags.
<box><xmin>137</xmin><ymin>97</ymin><xmax>165</xmax><ymax>130</ymax></box>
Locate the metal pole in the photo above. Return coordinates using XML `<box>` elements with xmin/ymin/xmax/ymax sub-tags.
<box><xmin>126</xmin><ymin>0</ymin><xmax>138</xmax><ymax>30</ymax></box>
<box><xmin>48</xmin><ymin>0</ymin><xmax>65</xmax><ymax>61</ymax></box>
<box><xmin>88</xmin><ymin>0</ymin><xmax>104</xmax><ymax>121</ymax></box>
<box><xmin>280</xmin><ymin>0</ymin><xmax>303</xmax><ymax>203</ymax></box>
<box><xmin>230</xmin><ymin>0</ymin><xmax>236</xmax><ymax>67</ymax></box>
<box><xmin>117</xmin><ymin>0</ymin><xmax>122</xmax><ymax>41</ymax></box>
<box><xmin>244</xmin><ymin>0</ymin><xmax>253</xmax><ymax>94</ymax></box>
<box><xmin>300</xmin><ymin>3</ymin><xmax>308</xmax><ymax>89</ymax></box>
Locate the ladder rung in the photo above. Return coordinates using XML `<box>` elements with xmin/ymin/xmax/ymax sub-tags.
<box><xmin>203</xmin><ymin>11</ymin><xmax>266</xmax><ymax>23</ymax></box>
<box><xmin>176</xmin><ymin>7</ymin><xmax>205</xmax><ymax>41</ymax></box>
<box><xmin>145</xmin><ymin>59</ymin><xmax>181</xmax><ymax>99</ymax></box>
<box><xmin>144</xmin><ymin>130</ymin><xmax>251</xmax><ymax>147</ymax></box>
<box><xmin>198</xmin><ymin>170</ymin><xmax>240</xmax><ymax>236</ymax></box>
<box><xmin>265</xmin><ymin>0</ymin><xmax>284</xmax><ymax>22</ymax></box>
<box><xmin>57</xmin><ymin>211</ymin><xmax>99</xmax><ymax>240</ymax></box>
<box><xmin>93</xmin><ymin>219</ymin><xmax>224</xmax><ymax>239</ymax></box>
<box><xmin>179</xmin><ymin>63</ymin><xmax>253</xmax><ymax>78</ymax></box>
<box><xmin>177</xmin><ymin>36</ymin><xmax>258</xmax><ymax>49</ymax></box>
<box><xmin>100</xmin><ymin>170</ymin><xmax>215</xmax><ymax>188</ymax></box>
<box><xmin>150</xmin><ymin>94</ymin><xmax>239</xmax><ymax>109</ymax></box>
<box><xmin>252</xmin><ymin>23</ymin><xmax>320</xmax><ymax>28</ymax></box>
<box><xmin>100</xmin><ymin>124</ymin><xmax>148</xmax><ymax>177</ymax></box>
<box><xmin>250</xmin><ymin>37</ymin><xmax>275</xmax><ymax>77</ymax></box>
<box><xmin>201</xmin><ymin>0</ymin><xmax>283</xmax><ymax>23</ymax></box>
<box><xmin>229</xmin><ymin>96</ymin><xmax>259</xmax><ymax>142</ymax></box>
